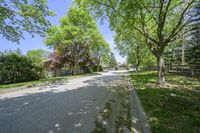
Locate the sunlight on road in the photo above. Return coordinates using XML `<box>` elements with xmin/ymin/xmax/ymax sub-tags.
<box><xmin>0</xmin><ymin>71</ymin><xmax>128</xmax><ymax>99</ymax></box>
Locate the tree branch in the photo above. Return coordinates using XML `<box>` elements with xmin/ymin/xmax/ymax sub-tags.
<box><xmin>140</xmin><ymin>1</ymin><xmax>158</xmax><ymax>25</ymax></box>
<box><xmin>167</xmin><ymin>0</ymin><xmax>195</xmax><ymax>40</ymax></box>
<box><xmin>93</xmin><ymin>0</ymin><xmax>117</xmax><ymax>12</ymax></box>
<box><xmin>168</xmin><ymin>30</ymin><xmax>188</xmax><ymax>43</ymax></box>
<box><xmin>93</xmin><ymin>0</ymin><xmax>158</xmax><ymax>48</ymax></box>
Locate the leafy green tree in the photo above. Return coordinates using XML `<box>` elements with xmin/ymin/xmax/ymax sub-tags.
<box><xmin>90</xmin><ymin>33</ymin><xmax>110</xmax><ymax>71</ymax></box>
<box><xmin>26</xmin><ymin>49</ymin><xmax>48</xmax><ymax>67</ymax></box>
<box><xmin>0</xmin><ymin>0</ymin><xmax>54</xmax><ymax>43</ymax></box>
<box><xmin>189</xmin><ymin>1</ymin><xmax>200</xmax><ymax>45</ymax></box>
<box><xmin>186</xmin><ymin>1</ymin><xmax>200</xmax><ymax>65</ymax></box>
<box><xmin>167</xmin><ymin>1</ymin><xmax>200</xmax><ymax>66</ymax></box>
<box><xmin>109</xmin><ymin>52</ymin><xmax>118</xmax><ymax>69</ymax></box>
<box><xmin>127</xmin><ymin>45</ymin><xmax>156</xmax><ymax>71</ymax></box>
<box><xmin>0</xmin><ymin>50</ymin><xmax>44</xmax><ymax>84</ymax></box>
<box><xmin>125</xmin><ymin>62</ymin><xmax>130</xmax><ymax>70</ymax></box>
<box><xmin>45</xmin><ymin>7</ymin><xmax>95</xmax><ymax>74</ymax></box>
<box><xmin>115</xmin><ymin>30</ymin><xmax>156</xmax><ymax>71</ymax></box>
<box><xmin>45</xmin><ymin>6</ymin><xmax>110</xmax><ymax>74</ymax></box>
<box><xmin>75</xmin><ymin>0</ymin><xmax>195</xmax><ymax>85</ymax></box>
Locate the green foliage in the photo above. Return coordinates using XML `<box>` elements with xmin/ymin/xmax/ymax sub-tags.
<box><xmin>0</xmin><ymin>50</ymin><xmax>45</xmax><ymax>84</ymax></box>
<box><xmin>125</xmin><ymin>63</ymin><xmax>130</xmax><ymax>70</ymax></box>
<box><xmin>91</xmin><ymin>64</ymin><xmax>103</xmax><ymax>72</ymax></box>
<box><xmin>187</xmin><ymin>45</ymin><xmax>200</xmax><ymax>64</ymax></box>
<box><xmin>45</xmin><ymin>7</ymin><xmax>98</xmax><ymax>49</ymax></box>
<box><xmin>44</xmin><ymin>6</ymin><xmax>110</xmax><ymax>73</ymax></box>
<box><xmin>189</xmin><ymin>1</ymin><xmax>200</xmax><ymax>45</ymax></box>
<box><xmin>26</xmin><ymin>49</ymin><xmax>48</xmax><ymax>67</ymax></box>
<box><xmin>115</xmin><ymin>29</ymin><xmax>156</xmax><ymax>69</ymax></box>
<box><xmin>74</xmin><ymin>0</ymin><xmax>195</xmax><ymax>84</ymax></box>
<box><xmin>109</xmin><ymin>52</ymin><xmax>118</xmax><ymax>69</ymax></box>
<box><xmin>187</xmin><ymin>1</ymin><xmax>200</xmax><ymax>65</ymax></box>
<box><xmin>164</xmin><ymin>1</ymin><xmax>200</xmax><ymax>66</ymax></box>
<box><xmin>90</xmin><ymin>32</ymin><xmax>110</xmax><ymax>69</ymax></box>
<box><xmin>0</xmin><ymin>0</ymin><xmax>54</xmax><ymax>43</ymax></box>
<box><xmin>75</xmin><ymin>0</ymin><xmax>195</xmax><ymax>48</ymax></box>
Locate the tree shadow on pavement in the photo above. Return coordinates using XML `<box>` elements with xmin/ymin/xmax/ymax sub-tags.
<box><xmin>0</xmin><ymin>76</ymin><xmax>115</xmax><ymax>133</ymax></box>
<box><xmin>0</xmin><ymin>72</ymin><xmax>129</xmax><ymax>133</ymax></box>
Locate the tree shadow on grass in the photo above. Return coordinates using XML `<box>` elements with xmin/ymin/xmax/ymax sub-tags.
<box><xmin>130</xmin><ymin>71</ymin><xmax>200</xmax><ymax>133</ymax></box>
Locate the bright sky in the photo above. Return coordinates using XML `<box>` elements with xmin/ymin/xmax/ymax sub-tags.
<box><xmin>0</xmin><ymin>0</ymin><xmax>126</xmax><ymax>63</ymax></box>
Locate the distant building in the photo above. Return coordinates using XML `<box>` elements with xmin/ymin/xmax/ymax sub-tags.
<box><xmin>130</xmin><ymin>64</ymin><xmax>136</xmax><ymax>71</ymax></box>
<box><xmin>119</xmin><ymin>63</ymin><xmax>126</xmax><ymax>70</ymax></box>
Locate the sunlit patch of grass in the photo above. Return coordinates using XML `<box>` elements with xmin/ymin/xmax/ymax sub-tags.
<box><xmin>130</xmin><ymin>71</ymin><xmax>200</xmax><ymax>133</ymax></box>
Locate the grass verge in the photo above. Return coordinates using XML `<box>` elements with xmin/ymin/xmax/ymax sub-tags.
<box><xmin>0</xmin><ymin>73</ymin><xmax>98</xmax><ymax>90</ymax></box>
<box><xmin>130</xmin><ymin>71</ymin><xmax>200</xmax><ymax>133</ymax></box>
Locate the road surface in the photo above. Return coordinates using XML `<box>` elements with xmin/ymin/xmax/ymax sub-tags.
<box><xmin>0</xmin><ymin>71</ymin><xmax>128</xmax><ymax>133</ymax></box>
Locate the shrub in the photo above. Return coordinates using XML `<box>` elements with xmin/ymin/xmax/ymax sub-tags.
<box><xmin>0</xmin><ymin>52</ymin><xmax>45</xmax><ymax>84</ymax></box>
<box><xmin>92</xmin><ymin>65</ymin><xmax>103</xmax><ymax>72</ymax></box>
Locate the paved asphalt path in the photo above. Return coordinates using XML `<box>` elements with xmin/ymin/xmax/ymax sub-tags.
<box><xmin>0</xmin><ymin>71</ymin><xmax>127</xmax><ymax>133</ymax></box>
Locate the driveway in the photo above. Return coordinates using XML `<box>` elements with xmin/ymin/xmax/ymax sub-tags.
<box><xmin>0</xmin><ymin>71</ymin><xmax>128</xmax><ymax>133</ymax></box>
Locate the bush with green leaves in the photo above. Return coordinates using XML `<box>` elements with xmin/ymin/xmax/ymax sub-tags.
<box><xmin>0</xmin><ymin>51</ymin><xmax>45</xmax><ymax>84</ymax></box>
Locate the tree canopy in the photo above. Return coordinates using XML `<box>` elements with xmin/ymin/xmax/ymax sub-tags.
<box><xmin>0</xmin><ymin>0</ymin><xmax>54</xmax><ymax>43</ymax></box>
<box><xmin>44</xmin><ymin>6</ymin><xmax>110</xmax><ymax>74</ymax></box>
<box><xmin>115</xmin><ymin>28</ymin><xmax>156</xmax><ymax>71</ymax></box>
<box><xmin>187</xmin><ymin>1</ymin><xmax>200</xmax><ymax>64</ymax></box>
<box><xmin>26</xmin><ymin>49</ymin><xmax>49</xmax><ymax>67</ymax></box>
<box><xmin>75</xmin><ymin>0</ymin><xmax>196</xmax><ymax>85</ymax></box>
<box><xmin>109</xmin><ymin>52</ymin><xmax>118</xmax><ymax>69</ymax></box>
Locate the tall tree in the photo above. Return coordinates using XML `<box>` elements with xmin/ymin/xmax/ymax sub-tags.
<box><xmin>109</xmin><ymin>52</ymin><xmax>118</xmax><ymax>69</ymax></box>
<box><xmin>45</xmin><ymin>6</ymin><xmax>109</xmax><ymax>74</ymax></box>
<box><xmin>115</xmin><ymin>30</ymin><xmax>156</xmax><ymax>71</ymax></box>
<box><xmin>75</xmin><ymin>0</ymin><xmax>195</xmax><ymax>85</ymax></box>
<box><xmin>187</xmin><ymin>1</ymin><xmax>200</xmax><ymax>64</ymax></box>
<box><xmin>0</xmin><ymin>0</ymin><xmax>54</xmax><ymax>43</ymax></box>
<box><xmin>90</xmin><ymin>32</ymin><xmax>110</xmax><ymax>71</ymax></box>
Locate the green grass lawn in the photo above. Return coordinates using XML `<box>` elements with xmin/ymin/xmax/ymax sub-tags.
<box><xmin>130</xmin><ymin>71</ymin><xmax>200</xmax><ymax>133</ymax></box>
<box><xmin>0</xmin><ymin>73</ymin><xmax>98</xmax><ymax>90</ymax></box>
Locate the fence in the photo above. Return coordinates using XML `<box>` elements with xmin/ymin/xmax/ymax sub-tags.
<box><xmin>142</xmin><ymin>65</ymin><xmax>200</xmax><ymax>77</ymax></box>
<box><xmin>166</xmin><ymin>65</ymin><xmax>200</xmax><ymax>77</ymax></box>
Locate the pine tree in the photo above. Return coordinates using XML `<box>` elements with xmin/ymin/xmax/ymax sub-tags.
<box><xmin>187</xmin><ymin>1</ymin><xmax>200</xmax><ymax>65</ymax></box>
<box><xmin>109</xmin><ymin>52</ymin><xmax>118</xmax><ymax>69</ymax></box>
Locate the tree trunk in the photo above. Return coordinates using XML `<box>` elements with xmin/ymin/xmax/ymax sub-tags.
<box><xmin>97</xmin><ymin>61</ymin><xmax>101</xmax><ymax>72</ymax></box>
<box><xmin>157</xmin><ymin>53</ymin><xmax>165</xmax><ymax>85</ymax></box>
<box><xmin>54</xmin><ymin>69</ymin><xmax>57</xmax><ymax>77</ymax></box>
<box><xmin>136</xmin><ymin>60</ymin><xmax>140</xmax><ymax>72</ymax></box>
<box><xmin>136</xmin><ymin>66</ymin><xmax>139</xmax><ymax>72</ymax></box>
<box><xmin>97</xmin><ymin>64</ymin><xmax>100</xmax><ymax>72</ymax></box>
<box><xmin>181</xmin><ymin>43</ymin><xmax>185</xmax><ymax>65</ymax></box>
<box><xmin>71</xmin><ymin>64</ymin><xmax>75</xmax><ymax>75</ymax></box>
<box><xmin>72</xmin><ymin>68</ymin><xmax>75</xmax><ymax>75</ymax></box>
